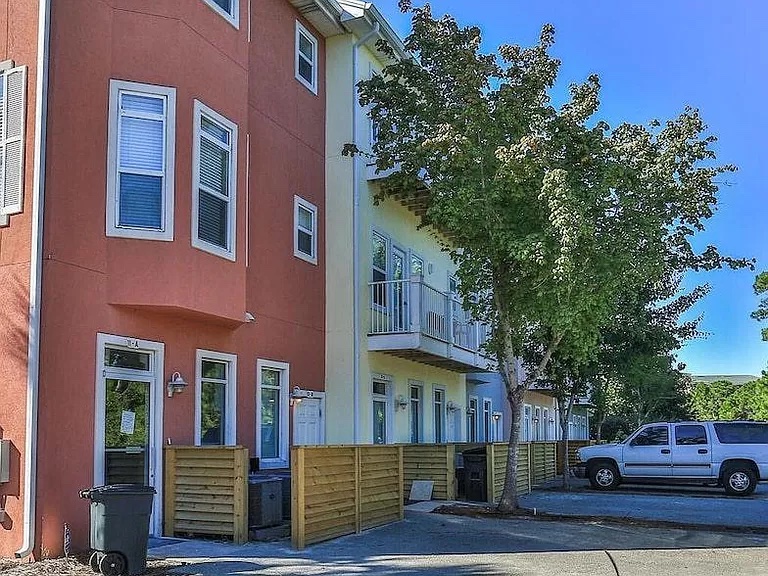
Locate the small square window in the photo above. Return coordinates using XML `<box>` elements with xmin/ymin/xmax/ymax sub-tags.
<box><xmin>295</xmin><ymin>22</ymin><xmax>318</xmax><ymax>94</ymax></box>
<box><xmin>294</xmin><ymin>195</ymin><xmax>317</xmax><ymax>264</ymax></box>
<box><xmin>202</xmin><ymin>0</ymin><xmax>239</xmax><ymax>28</ymax></box>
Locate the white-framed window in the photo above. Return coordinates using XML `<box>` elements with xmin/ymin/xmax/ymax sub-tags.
<box><xmin>410</xmin><ymin>253</ymin><xmax>424</xmax><ymax>277</ymax></box>
<box><xmin>534</xmin><ymin>407</ymin><xmax>542</xmax><ymax>441</ymax></box>
<box><xmin>542</xmin><ymin>408</ymin><xmax>549</xmax><ymax>441</ymax></box>
<box><xmin>293</xmin><ymin>195</ymin><xmax>317</xmax><ymax>264</ymax></box>
<box><xmin>523</xmin><ymin>404</ymin><xmax>532</xmax><ymax>441</ymax></box>
<box><xmin>482</xmin><ymin>398</ymin><xmax>492</xmax><ymax>442</ymax></box>
<box><xmin>0</xmin><ymin>63</ymin><xmax>27</xmax><ymax>226</ymax></box>
<box><xmin>202</xmin><ymin>0</ymin><xmax>239</xmax><ymax>28</ymax></box>
<box><xmin>467</xmin><ymin>396</ymin><xmax>478</xmax><ymax>442</ymax></box>
<box><xmin>371</xmin><ymin>231</ymin><xmax>388</xmax><ymax>308</ymax></box>
<box><xmin>192</xmin><ymin>100</ymin><xmax>237</xmax><ymax>260</ymax></box>
<box><xmin>295</xmin><ymin>21</ymin><xmax>318</xmax><ymax>93</ymax></box>
<box><xmin>493</xmin><ymin>412</ymin><xmax>503</xmax><ymax>443</ymax></box>
<box><xmin>409</xmin><ymin>382</ymin><xmax>423</xmax><ymax>443</ymax></box>
<box><xmin>433</xmin><ymin>387</ymin><xmax>445</xmax><ymax>443</ymax></box>
<box><xmin>372</xmin><ymin>378</ymin><xmax>391</xmax><ymax>444</ymax></box>
<box><xmin>195</xmin><ymin>350</ymin><xmax>237</xmax><ymax>446</ymax></box>
<box><xmin>107</xmin><ymin>80</ymin><xmax>176</xmax><ymax>241</ymax></box>
<box><xmin>257</xmin><ymin>359</ymin><xmax>290</xmax><ymax>468</ymax></box>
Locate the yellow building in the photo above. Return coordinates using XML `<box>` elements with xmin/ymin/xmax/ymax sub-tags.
<box><xmin>324</xmin><ymin>0</ymin><xmax>493</xmax><ymax>445</ymax></box>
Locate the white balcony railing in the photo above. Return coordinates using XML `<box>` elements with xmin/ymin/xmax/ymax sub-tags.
<box><xmin>368</xmin><ymin>278</ymin><xmax>489</xmax><ymax>354</ymax></box>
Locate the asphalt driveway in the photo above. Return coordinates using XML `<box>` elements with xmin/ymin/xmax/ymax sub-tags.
<box><xmin>149</xmin><ymin>508</ymin><xmax>768</xmax><ymax>575</ymax></box>
<box><xmin>520</xmin><ymin>478</ymin><xmax>768</xmax><ymax>529</ymax></box>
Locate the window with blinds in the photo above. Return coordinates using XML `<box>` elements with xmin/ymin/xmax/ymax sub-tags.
<box><xmin>107</xmin><ymin>80</ymin><xmax>176</xmax><ymax>240</ymax></box>
<box><xmin>192</xmin><ymin>101</ymin><xmax>237</xmax><ymax>260</ymax></box>
<box><xmin>0</xmin><ymin>64</ymin><xmax>27</xmax><ymax>227</ymax></box>
<box><xmin>295</xmin><ymin>22</ymin><xmax>318</xmax><ymax>93</ymax></box>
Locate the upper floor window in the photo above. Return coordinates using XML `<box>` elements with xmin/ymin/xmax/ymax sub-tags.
<box><xmin>203</xmin><ymin>0</ymin><xmax>239</xmax><ymax>28</ymax></box>
<box><xmin>295</xmin><ymin>22</ymin><xmax>318</xmax><ymax>94</ymax></box>
<box><xmin>192</xmin><ymin>100</ymin><xmax>237</xmax><ymax>260</ymax></box>
<box><xmin>107</xmin><ymin>80</ymin><xmax>176</xmax><ymax>241</ymax></box>
<box><xmin>0</xmin><ymin>64</ymin><xmax>27</xmax><ymax>227</ymax></box>
<box><xmin>294</xmin><ymin>195</ymin><xmax>317</xmax><ymax>264</ymax></box>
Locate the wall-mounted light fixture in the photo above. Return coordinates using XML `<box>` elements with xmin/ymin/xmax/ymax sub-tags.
<box><xmin>447</xmin><ymin>401</ymin><xmax>460</xmax><ymax>412</ymax></box>
<box><xmin>492</xmin><ymin>412</ymin><xmax>502</xmax><ymax>422</ymax></box>
<box><xmin>396</xmin><ymin>395</ymin><xmax>409</xmax><ymax>410</ymax></box>
<box><xmin>166</xmin><ymin>372</ymin><xmax>188</xmax><ymax>398</ymax></box>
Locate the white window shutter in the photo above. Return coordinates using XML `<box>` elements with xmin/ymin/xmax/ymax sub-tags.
<box><xmin>0</xmin><ymin>65</ymin><xmax>27</xmax><ymax>216</ymax></box>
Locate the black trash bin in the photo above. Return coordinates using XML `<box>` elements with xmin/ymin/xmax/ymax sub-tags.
<box><xmin>79</xmin><ymin>484</ymin><xmax>156</xmax><ymax>576</ymax></box>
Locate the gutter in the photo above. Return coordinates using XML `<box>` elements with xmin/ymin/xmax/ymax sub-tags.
<box><xmin>16</xmin><ymin>0</ymin><xmax>51</xmax><ymax>559</ymax></box>
<box><xmin>351</xmin><ymin>22</ymin><xmax>379</xmax><ymax>444</ymax></box>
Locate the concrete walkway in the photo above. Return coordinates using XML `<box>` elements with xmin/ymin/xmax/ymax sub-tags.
<box><xmin>520</xmin><ymin>479</ymin><xmax>768</xmax><ymax>529</ymax></box>
<box><xmin>150</xmin><ymin>506</ymin><xmax>768</xmax><ymax>575</ymax></box>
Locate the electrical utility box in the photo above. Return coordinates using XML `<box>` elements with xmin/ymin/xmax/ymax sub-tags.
<box><xmin>248</xmin><ymin>477</ymin><xmax>283</xmax><ymax>528</ymax></box>
<box><xmin>0</xmin><ymin>439</ymin><xmax>10</xmax><ymax>483</ymax></box>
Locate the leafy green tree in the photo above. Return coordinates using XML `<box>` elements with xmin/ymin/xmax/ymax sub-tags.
<box><xmin>358</xmin><ymin>2</ymin><xmax>748</xmax><ymax>511</ymax></box>
<box><xmin>752</xmin><ymin>271</ymin><xmax>768</xmax><ymax>341</ymax></box>
<box><xmin>690</xmin><ymin>375</ymin><xmax>768</xmax><ymax>420</ymax></box>
<box><xmin>689</xmin><ymin>379</ymin><xmax>738</xmax><ymax>420</ymax></box>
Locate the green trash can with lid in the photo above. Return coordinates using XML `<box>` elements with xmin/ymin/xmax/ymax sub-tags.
<box><xmin>79</xmin><ymin>484</ymin><xmax>156</xmax><ymax>576</ymax></box>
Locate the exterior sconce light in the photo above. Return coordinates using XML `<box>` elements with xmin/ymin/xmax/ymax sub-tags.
<box><xmin>166</xmin><ymin>372</ymin><xmax>188</xmax><ymax>398</ymax></box>
<box><xmin>446</xmin><ymin>401</ymin><xmax>460</xmax><ymax>412</ymax></box>
<box><xmin>396</xmin><ymin>395</ymin><xmax>409</xmax><ymax>410</ymax></box>
<box><xmin>492</xmin><ymin>412</ymin><xmax>501</xmax><ymax>422</ymax></box>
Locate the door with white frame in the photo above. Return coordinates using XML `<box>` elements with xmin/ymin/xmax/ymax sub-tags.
<box><xmin>257</xmin><ymin>360</ymin><xmax>290</xmax><ymax>468</ymax></box>
<box><xmin>390</xmin><ymin>245</ymin><xmax>408</xmax><ymax>332</ymax></box>
<box><xmin>95</xmin><ymin>334</ymin><xmax>164</xmax><ymax>534</ymax></box>
<box><xmin>372</xmin><ymin>378</ymin><xmax>392</xmax><ymax>444</ymax></box>
<box><xmin>293</xmin><ymin>393</ymin><xmax>325</xmax><ymax>446</ymax></box>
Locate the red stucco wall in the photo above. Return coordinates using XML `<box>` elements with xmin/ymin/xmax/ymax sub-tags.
<box><xmin>1</xmin><ymin>0</ymin><xmax>326</xmax><ymax>557</ymax></box>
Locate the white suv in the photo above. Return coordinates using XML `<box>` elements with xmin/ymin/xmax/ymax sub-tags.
<box><xmin>573</xmin><ymin>421</ymin><xmax>768</xmax><ymax>496</ymax></box>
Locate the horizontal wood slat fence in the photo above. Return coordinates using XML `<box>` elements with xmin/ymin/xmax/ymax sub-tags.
<box><xmin>487</xmin><ymin>442</ymin><xmax>557</xmax><ymax>503</ymax></box>
<box><xmin>164</xmin><ymin>446</ymin><xmax>249</xmax><ymax>544</ymax></box>
<box><xmin>556</xmin><ymin>440</ymin><xmax>592</xmax><ymax>475</ymax></box>
<box><xmin>292</xmin><ymin>445</ymin><xmax>404</xmax><ymax>550</ymax></box>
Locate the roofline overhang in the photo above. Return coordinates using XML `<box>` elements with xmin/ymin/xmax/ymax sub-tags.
<box><xmin>339</xmin><ymin>1</ymin><xmax>409</xmax><ymax>64</ymax></box>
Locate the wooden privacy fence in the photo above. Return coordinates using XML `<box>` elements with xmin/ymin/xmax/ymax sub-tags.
<box><xmin>292</xmin><ymin>445</ymin><xmax>404</xmax><ymax>550</ymax></box>
<box><xmin>164</xmin><ymin>446</ymin><xmax>249</xmax><ymax>544</ymax></box>
<box><xmin>557</xmin><ymin>440</ymin><xmax>592</xmax><ymax>475</ymax></box>
<box><xmin>487</xmin><ymin>442</ymin><xmax>557</xmax><ymax>503</ymax></box>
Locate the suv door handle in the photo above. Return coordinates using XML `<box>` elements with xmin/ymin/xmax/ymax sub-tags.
<box><xmin>661</xmin><ymin>449</ymin><xmax>671</xmax><ymax>454</ymax></box>
<box><xmin>698</xmin><ymin>449</ymin><xmax>708</xmax><ymax>454</ymax></box>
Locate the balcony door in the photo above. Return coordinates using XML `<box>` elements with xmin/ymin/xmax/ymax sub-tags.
<box><xmin>391</xmin><ymin>246</ymin><xmax>408</xmax><ymax>332</ymax></box>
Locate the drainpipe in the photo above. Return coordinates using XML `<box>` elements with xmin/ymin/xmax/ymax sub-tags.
<box><xmin>16</xmin><ymin>0</ymin><xmax>51</xmax><ymax>559</ymax></box>
<box><xmin>351</xmin><ymin>22</ymin><xmax>379</xmax><ymax>444</ymax></box>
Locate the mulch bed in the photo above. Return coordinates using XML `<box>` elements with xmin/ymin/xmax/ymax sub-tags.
<box><xmin>0</xmin><ymin>555</ymin><xmax>191</xmax><ymax>576</ymax></box>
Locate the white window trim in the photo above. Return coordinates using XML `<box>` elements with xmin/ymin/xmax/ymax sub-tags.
<box><xmin>256</xmin><ymin>359</ymin><xmax>290</xmax><ymax>468</ymax></box>
<box><xmin>202</xmin><ymin>0</ymin><xmax>240</xmax><ymax>28</ymax></box>
<box><xmin>467</xmin><ymin>394</ymin><xmax>479</xmax><ymax>442</ymax></box>
<box><xmin>293</xmin><ymin>195</ymin><xmax>318</xmax><ymax>264</ymax></box>
<box><xmin>94</xmin><ymin>333</ymin><xmax>164</xmax><ymax>536</ymax></box>
<box><xmin>371</xmin><ymin>375</ymin><xmax>393</xmax><ymax>445</ymax></box>
<box><xmin>482</xmin><ymin>397</ymin><xmax>492</xmax><ymax>442</ymax></box>
<box><xmin>295</xmin><ymin>21</ymin><xmax>318</xmax><ymax>94</ymax></box>
<box><xmin>408</xmin><ymin>380</ymin><xmax>423</xmax><ymax>444</ymax></box>
<box><xmin>192</xmin><ymin>100</ymin><xmax>238</xmax><ymax>261</ymax></box>
<box><xmin>523</xmin><ymin>403</ymin><xmax>532</xmax><ymax>442</ymax></box>
<box><xmin>194</xmin><ymin>349</ymin><xmax>237</xmax><ymax>446</ymax></box>
<box><xmin>106</xmin><ymin>80</ymin><xmax>176</xmax><ymax>241</ymax></box>
<box><xmin>432</xmin><ymin>385</ymin><xmax>446</xmax><ymax>443</ymax></box>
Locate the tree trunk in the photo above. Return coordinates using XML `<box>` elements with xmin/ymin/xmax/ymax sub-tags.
<box><xmin>497</xmin><ymin>385</ymin><xmax>524</xmax><ymax>512</ymax></box>
<box><xmin>557</xmin><ymin>392</ymin><xmax>575</xmax><ymax>490</ymax></box>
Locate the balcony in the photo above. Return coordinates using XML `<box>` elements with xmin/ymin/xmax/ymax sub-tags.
<box><xmin>368</xmin><ymin>278</ymin><xmax>493</xmax><ymax>372</ymax></box>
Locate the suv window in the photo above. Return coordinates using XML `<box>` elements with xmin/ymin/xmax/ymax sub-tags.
<box><xmin>630</xmin><ymin>425</ymin><xmax>669</xmax><ymax>446</ymax></box>
<box><xmin>675</xmin><ymin>424</ymin><xmax>708</xmax><ymax>445</ymax></box>
<box><xmin>713</xmin><ymin>423</ymin><xmax>768</xmax><ymax>444</ymax></box>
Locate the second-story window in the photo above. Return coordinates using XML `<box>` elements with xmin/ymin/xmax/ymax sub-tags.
<box><xmin>107</xmin><ymin>80</ymin><xmax>176</xmax><ymax>241</ymax></box>
<box><xmin>0</xmin><ymin>64</ymin><xmax>27</xmax><ymax>227</ymax></box>
<box><xmin>295</xmin><ymin>22</ymin><xmax>318</xmax><ymax>94</ymax></box>
<box><xmin>203</xmin><ymin>0</ymin><xmax>239</xmax><ymax>28</ymax></box>
<box><xmin>192</xmin><ymin>100</ymin><xmax>237</xmax><ymax>260</ymax></box>
<box><xmin>294</xmin><ymin>196</ymin><xmax>317</xmax><ymax>264</ymax></box>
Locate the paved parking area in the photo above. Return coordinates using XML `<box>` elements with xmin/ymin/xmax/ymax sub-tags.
<box><xmin>150</xmin><ymin>508</ymin><xmax>768</xmax><ymax>575</ymax></box>
<box><xmin>521</xmin><ymin>479</ymin><xmax>768</xmax><ymax>529</ymax></box>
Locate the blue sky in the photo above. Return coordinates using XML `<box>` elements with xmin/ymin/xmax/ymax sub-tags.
<box><xmin>374</xmin><ymin>0</ymin><xmax>768</xmax><ymax>377</ymax></box>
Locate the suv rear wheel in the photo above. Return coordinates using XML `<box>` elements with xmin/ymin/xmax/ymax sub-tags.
<box><xmin>722</xmin><ymin>465</ymin><xmax>757</xmax><ymax>496</ymax></box>
<box><xmin>588</xmin><ymin>461</ymin><xmax>620</xmax><ymax>490</ymax></box>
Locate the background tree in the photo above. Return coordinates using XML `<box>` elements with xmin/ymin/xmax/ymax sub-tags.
<box><xmin>690</xmin><ymin>375</ymin><xmax>768</xmax><ymax>420</ymax></box>
<box><xmin>752</xmin><ymin>271</ymin><xmax>768</xmax><ymax>341</ymax></box>
<box><xmin>358</xmin><ymin>2</ymin><xmax>749</xmax><ymax>511</ymax></box>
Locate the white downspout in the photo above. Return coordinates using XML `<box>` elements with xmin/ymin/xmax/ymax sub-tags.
<box><xmin>16</xmin><ymin>0</ymin><xmax>51</xmax><ymax>559</ymax></box>
<box><xmin>351</xmin><ymin>22</ymin><xmax>379</xmax><ymax>444</ymax></box>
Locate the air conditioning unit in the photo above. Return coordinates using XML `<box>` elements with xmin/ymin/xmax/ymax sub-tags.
<box><xmin>249</xmin><ymin>477</ymin><xmax>283</xmax><ymax>528</ymax></box>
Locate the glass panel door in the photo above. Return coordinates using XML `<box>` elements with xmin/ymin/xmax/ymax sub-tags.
<box><xmin>104</xmin><ymin>378</ymin><xmax>151</xmax><ymax>485</ymax></box>
<box><xmin>373</xmin><ymin>400</ymin><xmax>387</xmax><ymax>444</ymax></box>
<box><xmin>391</xmin><ymin>246</ymin><xmax>407</xmax><ymax>331</ymax></box>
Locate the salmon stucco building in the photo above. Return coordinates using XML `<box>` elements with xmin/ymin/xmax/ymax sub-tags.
<box><xmin>0</xmin><ymin>0</ymin><xmax>337</xmax><ymax>558</ymax></box>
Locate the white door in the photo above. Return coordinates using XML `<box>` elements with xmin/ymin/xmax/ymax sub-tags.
<box><xmin>294</xmin><ymin>398</ymin><xmax>323</xmax><ymax>445</ymax></box>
